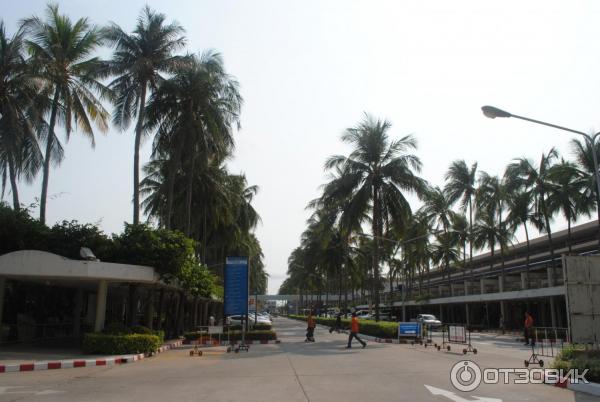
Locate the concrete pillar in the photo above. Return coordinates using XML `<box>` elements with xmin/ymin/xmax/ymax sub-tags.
<box><xmin>72</xmin><ymin>288</ymin><xmax>83</xmax><ymax>337</ymax></box>
<box><xmin>402</xmin><ymin>305</ymin><xmax>406</xmax><ymax>321</ymax></box>
<box><xmin>94</xmin><ymin>280</ymin><xmax>108</xmax><ymax>332</ymax></box>
<box><xmin>145</xmin><ymin>291</ymin><xmax>155</xmax><ymax>329</ymax></box>
<box><xmin>547</xmin><ymin>267</ymin><xmax>555</xmax><ymax>287</ymax></box>
<box><xmin>549</xmin><ymin>297</ymin><xmax>557</xmax><ymax>328</ymax></box>
<box><xmin>521</xmin><ymin>272</ymin><xmax>528</xmax><ymax>290</ymax></box>
<box><xmin>203</xmin><ymin>301</ymin><xmax>209</xmax><ymax>326</ymax></box>
<box><xmin>464</xmin><ymin>281</ymin><xmax>470</xmax><ymax>296</ymax></box>
<box><xmin>465</xmin><ymin>304</ymin><xmax>470</xmax><ymax>326</ymax></box>
<box><xmin>439</xmin><ymin>305</ymin><xmax>443</xmax><ymax>322</ymax></box>
<box><xmin>480</xmin><ymin>278</ymin><xmax>486</xmax><ymax>295</ymax></box>
<box><xmin>500</xmin><ymin>301</ymin><xmax>506</xmax><ymax>329</ymax></box>
<box><xmin>498</xmin><ymin>275</ymin><xmax>504</xmax><ymax>293</ymax></box>
<box><xmin>0</xmin><ymin>278</ymin><xmax>6</xmax><ymax>326</ymax></box>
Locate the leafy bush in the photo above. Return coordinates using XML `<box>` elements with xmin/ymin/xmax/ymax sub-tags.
<box><xmin>552</xmin><ymin>346</ymin><xmax>600</xmax><ymax>383</ymax></box>
<box><xmin>288</xmin><ymin>314</ymin><xmax>399</xmax><ymax>338</ymax></box>
<box><xmin>82</xmin><ymin>333</ymin><xmax>161</xmax><ymax>355</ymax></box>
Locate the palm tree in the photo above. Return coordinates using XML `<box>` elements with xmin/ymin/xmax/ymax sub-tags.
<box><xmin>321</xmin><ymin>114</ymin><xmax>425</xmax><ymax>320</ymax></box>
<box><xmin>570</xmin><ymin>138</ymin><xmax>600</xmax><ymax>237</ymax></box>
<box><xmin>22</xmin><ymin>4</ymin><xmax>111</xmax><ymax>224</ymax></box>
<box><xmin>420</xmin><ymin>185</ymin><xmax>457</xmax><ymax>281</ymax></box>
<box><xmin>444</xmin><ymin>160</ymin><xmax>477</xmax><ymax>270</ymax></box>
<box><xmin>106</xmin><ymin>6</ymin><xmax>186</xmax><ymax>224</ymax></box>
<box><xmin>505</xmin><ymin>149</ymin><xmax>558</xmax><ymax>275</ymax></box>
<box><xmin>505</xmin><ymin>190</ymin><xmax>534</xmax><ymax>282</ymax></box>
<box><xmin>0</xmin><ymin>22</ymin><xmax>44</xmax><ymax>210</ymax></box>
<box><xmin>146</xmin><ymin>51</ymin><xmax>242</xmax><ymax>233</ymax></box>
<box><xmin>547</xmin><ymin>159</ymin><xmax>593</xmax><ymax>252</ymax></box>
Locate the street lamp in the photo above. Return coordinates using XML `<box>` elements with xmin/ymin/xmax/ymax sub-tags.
<box><xmin>481</xmin><ymin>105</ymin><xmax>600</xmax><ymax>209</ymax></box>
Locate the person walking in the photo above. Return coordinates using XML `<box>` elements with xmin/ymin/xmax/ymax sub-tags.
<box><xmin>524</xmin><ymin>311</ymin><xmax>535</xmax><ymax>346</ymax></box>
<box><xmin>306</xmin><ymin>311</ymin><xmax>316</xmax><ymax>342</ymax></box>
<box><xmin>329</xmin><ymin>312</ymin><xmax>342</xmax><ymax>333</ymax></box>
<box><xmin>346</xmin><ymin>312</ymin><xmax>366</xmax><ymax>349</ymax></box>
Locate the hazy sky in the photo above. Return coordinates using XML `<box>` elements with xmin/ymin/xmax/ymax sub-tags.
<box><xmin>3</xmin><ymin>1</ymin><xmax>599</xmax><ymax>293</ymax></box>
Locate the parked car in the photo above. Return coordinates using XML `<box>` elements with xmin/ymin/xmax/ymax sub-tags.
<box><xmin>355</xmin><ymin>310</ymin><xmax>374</xmax><ymax>320</ymax></box>
<box><xmin>414</xmin><ymin>314</ymin><xmax>442</xmax><ymax>329</ymax></box>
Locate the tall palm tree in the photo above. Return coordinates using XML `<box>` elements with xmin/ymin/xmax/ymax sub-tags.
<box><xmin>0</xmin><ymin>22</ymin><xmax>44</xmax><ymax>210</ymax></box>
<box><xmin>547</xmin><ymin>159</ymin><xmax>593</xmax><ymax>252</ymax></box>
<box><xmin>444</xmin><ymin>160</ymin><xmax>477</xmax><ymax>270</ymax></box>
<box><xmin>321</xmin><ymin>114</ymin><xmax>425</xmax><ymax>320</ymax></box>
<box><xmin>505</xmin><ymin>190</ymin><xmax>534</xmax><ymax>281</ymax></box>
<box><xmin>570</xmin><ymin>138</ymin><xmax>600</xmax><ymax>238</ymax></box>
<box><xmin>146</xmin><ymin>51</ymin><xmax>242</xmax><ymax>233</ymax></box>
<box><xmin>505</xmin><ymin>149</ymin><xmax>558</xmax><ymax>275</ymax></box>
<box><xmin>22</xmin><ymin>4</ymin><xmax>111</xmax><ymax>224</ymax></box>
<box><xmin>106</xmin><ymin>6</ymin><xmax>186</xmax><ymax>224</ymax></box>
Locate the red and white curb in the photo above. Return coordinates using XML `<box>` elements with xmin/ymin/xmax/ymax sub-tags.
<box><xmin>0</xmin><ymin>339</ymin><xmax>183</xmax><ymax>374</ymax></box>
<box><xmin>545</xmin><ymin>374</ymin><xmax>600</xmax><ymax>396</ymax></box>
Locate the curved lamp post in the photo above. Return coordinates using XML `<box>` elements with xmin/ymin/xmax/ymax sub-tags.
<box><xmin>481</xmin><ymin>105</ymin><xmax>600</xmax><ymax>216</ymax></box>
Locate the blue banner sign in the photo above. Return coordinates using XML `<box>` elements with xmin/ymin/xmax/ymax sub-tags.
<box><xmin>224</xmin><ymin>257</ymin><xmax>249</xmax><ymax>316</ymax></box>
<box><xmin>398</xmin><ymin>322</ymin><xmax>421</xmax><ymax>337</ymax></box>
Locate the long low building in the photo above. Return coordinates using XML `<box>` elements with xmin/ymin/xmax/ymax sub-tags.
<box><xmin>0</xmin><ymin>250</ymin><xmax>221</xmax><ymax>343</ymax></box>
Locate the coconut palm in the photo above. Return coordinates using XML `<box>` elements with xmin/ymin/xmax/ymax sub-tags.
<box><xmin>505</xmin><ymin>190</ymin><xmax>534</xmax><ymax>279</ymax></box>
<box><xmin>106</xmin><ymin>6</ymin><xmax>186</xmax><ymax>224</ymax></box>
<box><xmin>547</xmin><ymin>159</ymin><xmax>593</xmax><ymax>252</ymax></box>
<box><xmin>22</xmin><ymin>4</ymin><xmax>111</xmax><ymax>224</ymax></box>
<box><xmin>570</xmin><ymin>138</ymin><xmax>600</xmax><ymax>234</ymax></box>
<box><xmin>146</xmin><ymin>51</ymin><xmax>242</xmax><ymax>233</ymax></box>
<box><xmin>444</xmin><ymin>160</ymin><xmax>477</xmax><ymax>268</ymax></box>
<box><xmin>321</xmin><ymin>114</ymin><xmax>425</xmax><ymax>320</ymax></box>
<box><xmin>0</xmin><ymin>22</ymin><xmax>44</xmax><ymax>210</ymax></box>
<box><xmin>505</xmin><ymin>149</ymin><xmax>558</xmax><ymax>271</ymax></box>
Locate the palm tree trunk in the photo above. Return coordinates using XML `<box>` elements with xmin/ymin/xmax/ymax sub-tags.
<box><xmin>372</xmin><ymin>184</ymin><xmax>381</xmax><ymax>321</ymax></box>
<box><xmin>567</xmin><ymin>217</ymin><xmax>572</xmax><ymax>253</ymax></box>
<box><xmin>39</xmin><ymin>87</ymin><xmax>61</xmax><ymax>225</ymax></box>
<box><xmin>184</xmin><ymin>155</ymin><xmax>196</xmax><ymax>237</ymax></box>
<box><xmin>7</xmin><ymin>156</ymin><xmax>20</xmax><ymax>210</ymax></box>
<box><xmin>524</xmin><ymin>221</ymin><xmax>531</xmax><ymax>288</ymax></box>
<box><xmin>132</xmin><ymin>83</ymin><xmax>147</xmax><ymax>225</ymax></box>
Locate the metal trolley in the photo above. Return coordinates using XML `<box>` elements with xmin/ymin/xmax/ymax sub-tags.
<box><xmin>437</xmin><ymin>324</ymin><xmax>477</xmax><ymax>354</ymax></box>
<box><xmin>524</xmin><ymin>327</ymin><xmax>569</xmax><ymax>367</ymax></box>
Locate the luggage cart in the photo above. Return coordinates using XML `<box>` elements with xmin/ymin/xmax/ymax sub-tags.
<box><xmin>437</xmin><ymin>324</ymin><xmax>477</xmax><ymax>354</ymax></box>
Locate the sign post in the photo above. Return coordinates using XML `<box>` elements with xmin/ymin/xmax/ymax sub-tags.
<box><xmin>224</xmin><ymin>257</ymin><xmax>249</xmax><ymax>351</ymax></box>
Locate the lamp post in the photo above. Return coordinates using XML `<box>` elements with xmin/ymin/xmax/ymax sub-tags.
<box><xmin>481</xmin><ymin>106</ymin><xmax>600</xmax><ymax>215</ymax></box>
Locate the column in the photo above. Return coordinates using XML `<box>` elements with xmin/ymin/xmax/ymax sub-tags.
<box><xmin>72</xmin><ymin>288</ymin><xmax>83</xmax><ymax>337</ymax></box>
<box><xmin>402</xmin><ymin>305</ymin><xmax>406</xmax><ymax>321</ymax></box>
<box><xmin>498</xmin><ymin>275</ymin><xmax>504</xmax><ymax>293</ymax></box>
<box><xmin>145</xmin><ymin>291</ymin><xmax>155</xmax><ymax>329</ymax></box>
<box><xmin>480</xmin><ymin>278</ymin><xmax>486</xmax><ymax>294</ymax></box>
<box><xmin>547</xmin><ymin>267</ymin><xmax>555</xmax><ymax>287</ymax></box>
<box><xmin>521</xmin><ymin>272</ymin><xmax>528</xmax><ymax>290</ymax></box>
<box><xmin>94</xmin><ymin>280</ymin><xmax>108</xmax><ymax>332</ymax></box>
<box><xmin>0</xmin><ymin>278</ymin><xmax>6</xmax><ymax>327</ymax></box>
<box><xmin>465</xmin><ymin>304</ymin><xmax>470</xmax><ymax>326</ymax></box>
<box><xmin>464</xmin><ymin>281</ymin><xmax>470</xmax><ymax>296</ymax></box>
<box><xmin>549</xmin><ymin>297</ymin><xmax>557</xmax><ymax>328</ymax></box>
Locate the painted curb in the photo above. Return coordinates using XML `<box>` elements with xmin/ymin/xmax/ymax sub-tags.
<box><xmin>0</xmin><ymin>339</ymin><xmax>183</xmax><ymax>374</ymax></box>
<box><xmin>184</xmin><ymin>339</ymin><xmax>281</xmax><ymax>346</ymax></box>
<box><xmin>544</xmin><ymin>373</ymin><xmax>600</xmax><ymax>397</ymax></box>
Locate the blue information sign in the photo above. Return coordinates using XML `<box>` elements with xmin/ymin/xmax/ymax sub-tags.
<box><xmin>224</xmin><ymin>257</ymin><xmax>249</xmax><ymax>316</ymax></box>
<box><xmin>398</xmin><ymin>322</ymin><xmax>421</xmax><ymax>337</ymax></box>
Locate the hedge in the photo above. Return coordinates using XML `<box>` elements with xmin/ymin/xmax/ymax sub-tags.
<box><xmin>553</xmin><ymin>345</ymin><xmax>600</xmax><ymax>383</ymax></box>
<box><xmin>288</xmin><ymin>314</ymin><xmax>398</xmax><ymax>339</ymax></box>
<box><xmin>183</xmin><ymin>330</ymin><xmax>277</xmax><ymax>342</ymax></box>
<box><xmin>82</xmin><ymin>333</ymin><xmax>162</xmax><ymax>355</ymax></box>
<box><xmin>103</xmin><ymin>323</ymin><xmax>165</xmax><ymax>344</ymax></box>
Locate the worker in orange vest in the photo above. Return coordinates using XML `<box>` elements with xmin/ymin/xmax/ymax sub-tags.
<box><xmin>346</xmin><ymin>312</ymin><xmax>366</xmax><ymax>349</ymax></box>
<box><xmin>524</xmin><ymin>311</ymin><xmax>535</xmax><ymax>346</ymax></box>
<box><xmin>305</xmin><ymin>311</ymin><xmax>316</xmax><ymax>342</ymax></box>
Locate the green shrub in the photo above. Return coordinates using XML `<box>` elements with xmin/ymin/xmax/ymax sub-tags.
<box><xmin>83</xmin><ymin>333</ymin><xmax>161</xmax><ymax>355</ymax></box>
<box><xmin>552</xmin><ymin>346</ymin><xmax>600</xmax><ymax>383</ymax></box>
<box><xmin>288</xmin><ymin>314</ymin><xmax>399</xmax><ymax>339</ymax></box>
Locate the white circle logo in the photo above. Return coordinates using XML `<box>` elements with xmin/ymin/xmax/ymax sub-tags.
<box><xmin>450</xmin><ymin>360</ymin><xmax>482</xmax><ymax>392</ymax></box>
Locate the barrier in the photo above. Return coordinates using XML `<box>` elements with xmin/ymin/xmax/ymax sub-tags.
<box><xmin>437</xmin><ymin>324</ymin><xmax>477</xmax><ymax>354</ymax></box>
<box><xmin>190</xmin><ymin>326</ymin><xmax>233</xmax><ymax>356</ymax></box>
<box><xmin>398</xmin><ymin>322</ymin><xmax>423</xmax><ymax>345</ymax></box>
<box><xmin>524</xmin><ymin>327</ymin><xmax>569</xmax><ymax>367</ymax></box>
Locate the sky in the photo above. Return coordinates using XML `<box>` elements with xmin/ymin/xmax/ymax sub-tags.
<box><xmin>2</xmin><ymin>1</ymin><xmax>599</xmax><ymax>294</ymax></box>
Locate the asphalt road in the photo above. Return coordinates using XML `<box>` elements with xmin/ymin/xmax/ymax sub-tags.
<box><xmin>0</xmin><ymin>317</ymin><xmax>596</xmax><ymax>402</ymax></box>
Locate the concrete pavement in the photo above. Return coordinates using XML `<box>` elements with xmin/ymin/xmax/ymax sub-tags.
<box><xmin>0</xmin><ymin>317</ymin><xmax>596</xmax><ymax>402</ymax></box>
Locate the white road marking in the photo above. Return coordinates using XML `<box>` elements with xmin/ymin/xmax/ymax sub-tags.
<box><xmin>425</xmin><ymin>385</ymin><xmax>502</xmax><ymax>402</ymax></box>
<box><xmin>0</xmin><ymin>386</ymin><xmax>65</xmax><ymax>397</ymax></box>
